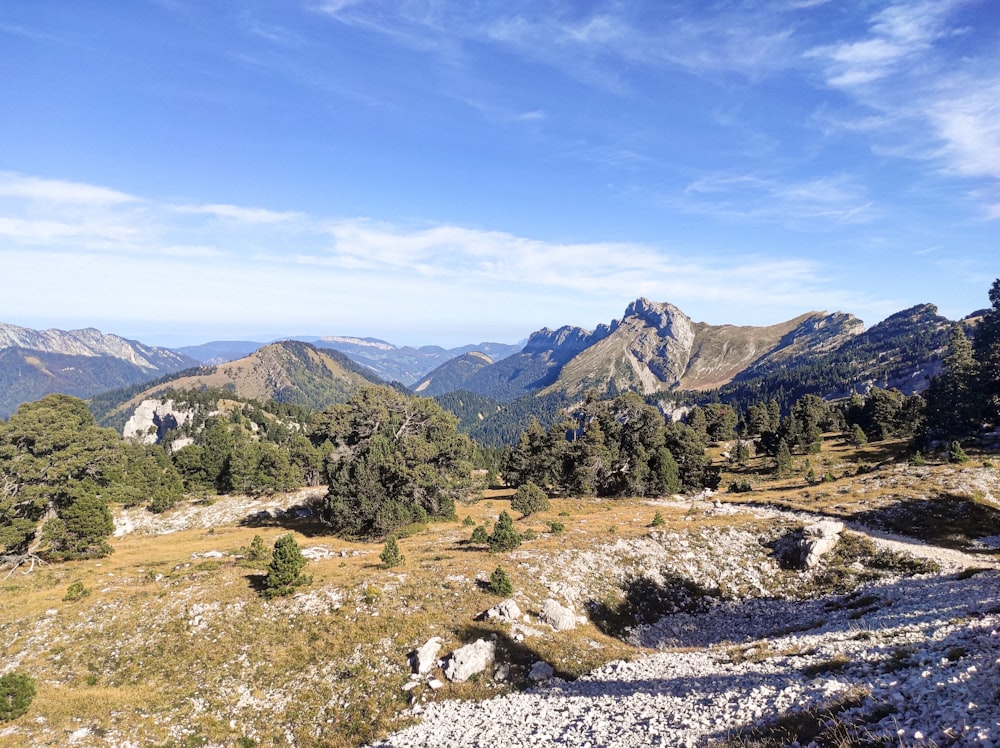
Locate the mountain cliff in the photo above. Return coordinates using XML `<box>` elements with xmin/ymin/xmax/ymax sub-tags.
<box><xmin>0</xmin><ymin>323</ymin><xmax>198</xmax><ymax>418</ymax></box>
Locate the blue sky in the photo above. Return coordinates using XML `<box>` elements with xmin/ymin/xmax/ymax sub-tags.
<box><xmin>0</xmin><ymin>0</ymin><xmax>997</xmax><ymax>347</ymax></box>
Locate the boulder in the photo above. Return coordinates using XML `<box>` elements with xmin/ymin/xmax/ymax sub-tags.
<box><xmin>410</xmin><ymin>636</ymin><xmax>443</xmax><ymax>675</ymax></box>
<box><xmin>443</xmin><ymin>639</ymin><xmax>495</xmax><ymax>683</ymax></box>
<box><xmin>481</xmin><ymin>598</ymin><xmax>522</xmax><ymax>624</ymax></box>
<box><xmin>528</xmin><ymin>661</ymin><xmax>554</xmax><ymax>682</ymax></box>
<box><xmin>540</xmin><ymin>599</ymin><xmax>578</xmax><ymax>631</ymax></box>
<box><xmin>799</xmin><ymin>520</ymin><xmax>845</xmax><ymax>568</ymax></box>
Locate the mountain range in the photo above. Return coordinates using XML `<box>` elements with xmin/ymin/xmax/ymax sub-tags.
<box><xmin>0</xmin><ymin>298</ymin><xmax>961</xmax><ymax>427</ymax></box>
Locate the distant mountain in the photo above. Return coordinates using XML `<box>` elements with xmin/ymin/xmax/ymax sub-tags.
<box><xmin>175</xmin><ymin>340</ymin><xmax>263</xmax><ymax>365</ymax></box>
<box><xmin>92</xmin><ymin>340</ymin><xmax>382</xmax><ymax>428</ymax></box>
<box><xmin>0</xmin><ymin>323</ymin><xmax>198</xmax><ymax>418</ymax></box>
<box><xmin>453</xmin><ymin>299</ymin><xmax>863</xmax><ymax>402</ymax></box>
<box><xmin>714</xmin><ymin>303</ymin><xmax>954</xmax><ymax>411</ymax></box>
<box><xmin>316</xmin><ymin>336</ymin><xmax>521</xmax><ymax>385</ymax></box>
<box><xmin>411</xmin><ymin>351</ymin><xmax>496</xmax><ymax>397</ymax></box>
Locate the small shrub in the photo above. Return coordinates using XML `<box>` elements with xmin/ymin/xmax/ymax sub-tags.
<box><xmin>488</xmin><ymin>566</ymin><xmax>514</xmax><ymax>596</ymax></box>
<box><xmin>63</xmin><ymin>580</ymin><xmax>90</xmax><ymax>602</ymax></box>
<box><xmin>487</xmin><ymin>511</ymin><xmax>521</xmax><ymax>552</ymax></box>
<box><xmin>650</xmin><ymin>511</ymin><xmax>666</xmax><ymax>527</ymax></box>
<box><xmin>547</xmin><ymin>520</ymin><xmax>565</xmax><ymax>534</ymax></box>
<box><xmin>462</xmin><ymin>515</ymin><xmax>476</xmax><ymax>526</ymax></box>
<box><xmin>243</xmin><ymin>534</ymin><xmax>270</xmax><ymax>563</ymax></box>
<box><xmin>522</xmin><ymin>528</ymin><xmax>537</xmax><ymax>541</ymax></box>
<box><xmin>379</xmin><ymin>536</ymin><xmax>404</xmax><ymax>568</ymax></box>
<box><xmin>948</xmin><ymin>441</ymin><xmax>969</xmax><ymax>463</ymax></box>
<box><xmin>0</xmin><ymin>672</ymin><xmax>36</xmax><ymax>722</ymax></box>
<box><xmin>510</xmin><ymin>482</ymin><xmax>550</xmax><ymax>517</ymax></box>
<box><xmin>262</xmin><ymin>534</ymin><xmax>311</xmax><ymax>599</ymax></box>
<box><xmin>470</xmin><ymin>525</ymin><xmax>489</xmax><ymax>545</ymax></box>
<box><xmin>727</xmin><ymin>479</ymin><xmax>753</xmax><ymax>494</ymax></box>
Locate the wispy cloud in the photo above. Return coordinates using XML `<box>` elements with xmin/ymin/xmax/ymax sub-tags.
<box><xmin>0</xmin><ymin>171</ymin><xmax>872</xmax><ymax>335</ymax></box>
<box><xmin>0</xmin><ymin>172</ymin><xmax>138</xmax><ymax>205</ymax></box>
<box><xmin>680</xmin><ymin>173</ymin><xmax>876</xmax><ymax>228</ymax></box>
<box><xmin>805</xmin><ymin>1</ymin><xmax>1000</xmax><ymax>213</ymax></box>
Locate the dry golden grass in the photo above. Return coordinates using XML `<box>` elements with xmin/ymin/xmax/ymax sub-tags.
<box><xmin>2</xmin><ymin>434</ymin><xmax>997</xmax><ymax>747</ymax></box>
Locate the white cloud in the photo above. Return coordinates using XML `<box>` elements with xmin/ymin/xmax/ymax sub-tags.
<box><xmin>174</xmin><ymin>203</ymin><xmax>305</xmax><ymax>224</ymax></box>
<box><xmin>0</xmin><ymin>172</ymin><xmax>138</xmax><ymax>204</ymax></box>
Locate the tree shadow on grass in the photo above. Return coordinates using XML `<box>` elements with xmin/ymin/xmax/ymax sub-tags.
<box><xmin>849</xmin><ymin>493</ymin><xmax>1000</xmax><ymax>554</ymax></box>
<box><xmin>587</xmin><ymin>574</ymin><xmax>719</xmax><ymax>640</ymax></box>
<box><xmin>238</xmin><ymin>501</ymin><xmax>331</xmax><ymax>538</ymax></box>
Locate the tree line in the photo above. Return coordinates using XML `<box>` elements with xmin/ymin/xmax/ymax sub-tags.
<box><xmin>3</xmin><ymin>278</ymin><xmax>998</xmax><ymax>570</ymax></box>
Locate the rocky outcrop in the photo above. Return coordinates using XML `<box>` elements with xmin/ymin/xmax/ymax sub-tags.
<box><xmin>122</xmin><ymin>399</ymin><xmax>197</xmax><ymax>445</ymax></box>
<box><xmin>799</xmin><ymin>520</ymin><xmax>845</xmax><ymax>568</ymax></box>
<box><xmin>539</xmin><ymin>599</ymin><xmax>580</xmax><ymax>631</ymax></box>
<box><xmin>410</xmin><ymin>637</ymin><xmax>443</xmax><ymax>675</ymax></box>
<box><xmin>443</xmin><ymin>639</ymin><xmax>495</xmax><ymax>682</ymax></box>
<box><xmin>480</xmin><ymin>599</ymin><xmax>522</xmax><ymax>624</ymax></box>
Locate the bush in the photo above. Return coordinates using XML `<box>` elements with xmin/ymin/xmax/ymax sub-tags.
<box><xmin>63</xmin><ymin>581</ymin><xmax>90</xmax><ymax>602</ymax></box>
<box><xmin>470</xmin><ymin>525</ymin><xmax>489</xmax><ymax>544</ymax></box>
<box><xmin>510</xmin><ymin>482</ymin><xmax>550</xmax><ymax>517</ymax></box>
<box><xmin>262</xmin><ymin>534</ymin><xmax>311</xmax><ymax>599</ymax></box>
<box><xmin>243</xmin><ymin>535</ymin><xmax>270</xmax><ymax>563</ymax></box>
<box><xmin>488</xmin><ymin>511</ymin><xmax>522</xmax><ymax>552</ymax></box>
<box><xmin>379</xmin><ymin>536</ymin><xmax>404</xmax><ymax>568</ymax></box>
<box><xmin>0</xmin><ymin>672</ymin><xmax>35</xmax><ymax>722</ymax></box>
<box><xmin>547</xmin><ymin>520</ymin><xmax>565</xmax><ymax>534</ymax></box>
<box><xmin>728</xmin><ymin>479</ymin><xmax>753</xmax><ymax>494</ymax></box>
<box><xmin>650</xmin><ymin>511</ymin><xmax>666</xmax><ymax>527</ymax></box>
<box><xmin>948</xmin><ymin>441</ymin><xmax>969</xmax><ymax>464</ymax></box>
<box><xmin>462</xmin><ymin>515</ymin><xmax>476</xmax><ymax>526</ymax></box>
<box><xmin>489</xmin><ymin>566</ymin><xmax>513</xmax><ymax>596</ymax></box>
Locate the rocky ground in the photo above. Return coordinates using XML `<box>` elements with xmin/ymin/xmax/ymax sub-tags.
<box><xmin>369</xmin><ymin>494</ymin><xmax>1000</xmax><ymax>748</ymax></box>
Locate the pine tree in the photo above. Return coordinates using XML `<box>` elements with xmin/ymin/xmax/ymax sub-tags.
<box><xmin>379</xmin><ymin>535</ymin><xmax>404</xmax><ymax>568</ymax></box>
<box><xmin>488</xmin><ymin>510</ymin><xmax>522</xmax><ymax>552</ymax></box>
<box><xmin>489</xmin><ymin>565</ymin><xmax>514</xmax><ymax>596</ymax></box>
<box><xmin>510</xmin><ymin>482</ymin><xmax>550</xmax><ymax>517</ymax></box>
<box><xmin>0</xmin><ymin>672</ymin><xmax>35</xmax><ymax>722</ymax></box>
<box><xmin>262</xmin><ymin>534</ymin><xmax>311</xmax><ymax>599</ymax></box>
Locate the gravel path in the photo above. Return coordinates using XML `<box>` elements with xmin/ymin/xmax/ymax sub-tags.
<box><xmin>370</xmin><ymin>570</ymin><xmax>1000</xmax><ymax>747</ymax></box>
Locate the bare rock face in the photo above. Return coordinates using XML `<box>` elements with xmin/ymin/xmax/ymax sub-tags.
<box><xmin>122</xmin><ymin>399</ymin><xmax>196</xmax><ymax>445</ymax></box>
<box><xmin>799</xmin><ymin>520</ymin><xmax>845</xmax><ymax>568</ymax></box>
<box><xmin>443</xmin><ymin>639</ymin><xmax>495</xmax><ymax>683</ymax></box>
<box><xmin>539</xmin><ymin>599</ymin><xmax>579</xmax><ymax>631</ymax></box>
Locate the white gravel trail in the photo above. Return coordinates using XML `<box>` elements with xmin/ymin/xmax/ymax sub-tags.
<box><xmin>369</xmin><ymin>570</ymin><xmax>1000</xmax><ymax>747</ymax></box>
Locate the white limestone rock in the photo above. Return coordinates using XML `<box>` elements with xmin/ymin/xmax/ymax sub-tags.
<box><xmin>799</xmin><ymin>520</ymin><xmax>845</xmax><ymax>568</ymax></box>
<box><xmin>540</xmin><ymin>599</ymin><xmax>579</xmax><ymax>631</ymax></box>
<box><xmin>411</xmin><ymin>636</ymin><xmax>443</xmax><ymax>675</ymax></box>
<box><xmin>443</xmin><ymin>639</ymin><xmax>495</xmax><ymax>683</ymax></box>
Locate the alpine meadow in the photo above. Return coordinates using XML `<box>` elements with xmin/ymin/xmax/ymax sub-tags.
<box><xmin>2</xmin><ymin>1</ymin><xmax>1000</xmax><ymax>747</ymax></box>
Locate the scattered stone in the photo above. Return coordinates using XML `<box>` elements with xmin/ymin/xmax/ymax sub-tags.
<box><xmin>191</xmin><ymin>550</ymin><xmax>225</xmax><ymax>559</ymax></box>
<box><xmin>799</xmin><ymin>520</ymin><xmax>844</xmax><ymax>568</ymax></box>
<box><xmin>443</xmin><ymin>639</ymin><xmax>495</xmax><ymax>683</ymax></box>
<box><xmin>428</xmin><ymin>679</ymin><xmax>444</xmax><ymax>690</ymax></box>
<box><xmin>411</xmin><ymin>637</ymin><xmax>443</xmax><ymax>675</ymax></box>
<box><xmin>540</xmin><ymin>599</ymin><xmax>578</xmax><ymax>631</ymax></box>
<box><xmin>301</xmin><ymin>546</ymin><xmax>334</xmax><ymax>560</ymax></box>
<box><xmin>481</xmin><ymin>598</ymin><xmax>522</xmax><ymax>624</ymax></box>
<box><xmin>528</xmin><ymin>661</ymin><xmax>554</xmax><ymax>681</ymax></box>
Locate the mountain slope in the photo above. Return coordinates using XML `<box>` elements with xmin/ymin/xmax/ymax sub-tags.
<box><xmin>95</xmin><ymin>340</ymin><xmax>382</xmax><ymax>427</ymax></box>
<box><xmin>0</xmin><ymin>323</ymin><xmax>198</xmax><ymax>418</ymax></box>
<box><xmin>412</xmin><ymin>351</ymin><xmax>496</xmax><ymax>397</ymax></box>
<box><xmin>318</xmin><ymin>336</ymin><xmax>522</xmax><ymax>385</ymax></box>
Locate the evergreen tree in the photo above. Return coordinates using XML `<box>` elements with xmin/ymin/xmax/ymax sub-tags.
<box><xmin>262</xmin><ymin>534</ymin><xmax>311</xmax><ymax>598</ymax></box>
<box><xmin>488</xmin><ymin>511</ymin><xmax>522</xmax><ymax>552</ymax></box>
<box><xmin>488</xmin><ymin>565</ymin><xmax>514</xmax><ymax>596</ymax></box>
<box><xmin>510</xmin><ymin>482</ymin><xmax>550</xmax><ymax>517</ymax></box>
<box><xmin>923</xmin><ymin>326</ymin><xmax>981</xmax><ymax>442</ymax></box>
<box><xmin>379</xmin><ymin>535</ymin><xmax>404</xmax><ymax>568</ymax></box>
<box><xmin>0</xmin><ymin>672</ymin><xmax>35</xmax><ymax>722</ymax></box>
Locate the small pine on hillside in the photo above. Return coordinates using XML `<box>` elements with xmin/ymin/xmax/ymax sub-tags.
<box><xmin>0</xmin><ymin>672</ymin><xmax>36</xmax><ymax>722</ymax></box>
<box><xmin>261</xmin><ymin>534</ymin><xmax>311</xmax><ymax>599</ymax></box>
<box><xmin>489</xmin><ymin>566</ymin><xmax>514</xmax><ymax>596</ymax></box>
<box><xmin>510</xmin><ymin>482</ymin><xmax>550</xmax><ymax>517</ymax></box>
<box><xmin>379</xmin><ymin>536</ymin><xmax>404</xmax><ymax>568</ymax></box>
<box><xmin>488</xmin><ymin>511</ymin><xmax>522</xmax><ymax>553</ymax></box>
